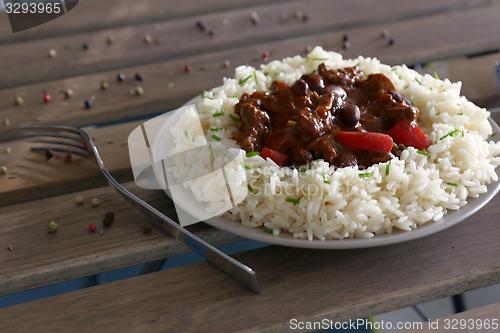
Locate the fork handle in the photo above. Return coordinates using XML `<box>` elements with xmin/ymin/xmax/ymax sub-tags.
<box><xmin>101</xmin><ymin>170</ymin><xmax>260</xmax><ymax>294</ymax></box>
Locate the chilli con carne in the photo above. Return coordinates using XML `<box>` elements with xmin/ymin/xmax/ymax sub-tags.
<box><xmin>233</xmin><ymin>63</ymin><xmax>431</xmax><ymax>168</ymax></box>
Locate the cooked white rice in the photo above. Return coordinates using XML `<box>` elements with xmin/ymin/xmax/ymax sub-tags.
<box><xmin>191</xmin><ymin>46</ymin><xmax>500</xmax><ymax>240</ymax></box>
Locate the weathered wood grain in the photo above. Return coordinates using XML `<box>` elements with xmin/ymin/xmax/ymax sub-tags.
<box><xmin>1</xmin><ymin>193</ymin><xmax>500</xmax><ymax>333</ymax></box>
<box><xmin>1</xmin><ymin>4</ymin><xmax>500</xmax><ymax>139</ymax></box>
<box><xmin>0</xmin><ymin>181</ymin><xmax>239</xmax><ymax>296</ymax></box>
<box><xmin>0</xmin><ymin>120</ymin><xmax>139</xmax><ymax>207</ymax></box>
<box><xmin>0</xmin><ymin>0</ymin><xmax>494</xmax><ymax>89</ymax></box>
<box><xmin>0</xmin><ymin>0</ymin><xmax>292</xmax><ymax>44</ymax></box>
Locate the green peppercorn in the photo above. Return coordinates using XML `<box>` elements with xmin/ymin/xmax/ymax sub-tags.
<box><xmin>47</xmin><ymin>221</ymin><xmax>58</xmax><ymax>233</ymax></box>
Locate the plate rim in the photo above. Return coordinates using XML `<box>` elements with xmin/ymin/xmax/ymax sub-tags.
<box><xmin>153</xmin><ymin>96</ymin><xmax>500</xmax><ymax>249</ymax></box>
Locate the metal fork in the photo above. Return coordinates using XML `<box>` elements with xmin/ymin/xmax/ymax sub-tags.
<box><xmin>16</xmin><ymin>124</ymin><xmax>260</xmax><ymax>293</ymax></box>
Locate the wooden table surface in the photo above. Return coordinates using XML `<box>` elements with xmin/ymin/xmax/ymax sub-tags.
<box><xmin>1</xmin><ymin>1</ymin><xmax>500</xmax><ymax>332</ymax></box>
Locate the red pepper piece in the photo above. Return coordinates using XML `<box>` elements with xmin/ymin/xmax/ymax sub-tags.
<box><xmin>387</xmin><ymin>120</ymin><xmax>432</xmax><ymax>149</ymax></box>
<box><xmin>260</xmin><ymin>147</ymin><xmax>289</xmax><ymax>166</ymax></box>
<box><xmin>336</xmin><ymin>131</ymin><xmax>394</xmax><ymax>153</ymax></box>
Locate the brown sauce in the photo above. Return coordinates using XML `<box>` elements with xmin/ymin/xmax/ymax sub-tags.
<box><xmin>233</xmin><ymin>63</ymin><xmax>419</xmax><ymax>168</ymax></box>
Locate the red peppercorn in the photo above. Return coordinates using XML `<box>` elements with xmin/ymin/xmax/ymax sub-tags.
<box><xmin>88</xmin><ymin>223</ymin><xmax>97</xmax><ymax>233</ymax></box>
<box><xmin>262</xmin><ymin>51</ymin><xmax>269</xmax><ymax>60</ymax></box>
<box><xmin>64</xmin><ymin>153</ymin><xmax>72</xmax><ymax>163</ymax></box>
<box><xmin>43</xmin><ymin>93</ymin><xmax>52</xmax><ymax>103</ymax></box>
<box><xmin>184</xmin><ymin>65</ymin><xmax>192</xmax><ymax>73</ymax></box>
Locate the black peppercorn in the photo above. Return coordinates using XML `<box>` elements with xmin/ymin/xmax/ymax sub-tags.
<box><xmin>103</xmin><ymin>212</ymin><xmax>115</xmax><ymax>227</ymax></box>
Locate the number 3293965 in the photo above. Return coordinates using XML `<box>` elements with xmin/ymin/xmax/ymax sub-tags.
<box><xmin>5</xmin><ymin>2</ymin><xmax>62</xmax><ymax>14</ymax></box>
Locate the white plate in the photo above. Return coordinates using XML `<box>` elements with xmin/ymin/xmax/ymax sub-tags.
<box><xmin>151</xmin><ymin>97</ymin><xmax>500</xmax><ymax>249</ymax></box>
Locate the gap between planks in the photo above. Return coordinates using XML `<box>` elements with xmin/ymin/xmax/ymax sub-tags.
<box><xmin>0</xmin><ymin>0</ymin><xmax>496</xmax><ymax>89</ymax></box>
<box><xmin>1</xmin><ymin>192</ymin><xmax>500</xmax><ymax>332</ymax></box>
<box><xmin>0</xmin><ymin>181</ymin><xmax>240</xmax><ymax>296</ymax></box>
<box><xmin>1</xmin><ymin>8</ymin><xmax>500</xmax><ymax>140</ymax></box>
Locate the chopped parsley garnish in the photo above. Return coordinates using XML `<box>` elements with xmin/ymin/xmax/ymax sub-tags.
<box><xmin>212</xmin><ymin>111</ymin><xmax>224</xmax><ymax>117</ymax></box>
<box><xmin>285</xmin><ymin>197</ymin><xmax>301</xmax><ymax>205</ymax></box>
<box><xmin>229</xmin><ymin>113</ymin><xmax>240</xmax><ymax>121</ymax></box>
<box><xmin>385</xmin><ymin>160</ymin><xmax>391</xmax><ymax>176</ymax></box>
<box><xmin>211</xmin><ymin>134</ymin><xmax>222</xmax><ymax>141</ymax></box>
<box><xmin>417</xmin><ymin>150</ymin><xmax>430</xmax><ymax>157</ymax></box>
<box><xmin>415</xmin><ymin>77</ymin><xmax>424</xmax><ymax>86</ymax></box>
<box><xmin>308</xmin><ymin>57</ymin><xmax>329</xmax><ymax>61</ymax></box>
<box><xmin>247</xmin><ymin>184</ymin><xmax>255</xmax><ymax>193</ymax></box>
<box><xmin>246</xmin><ymin>151</ymin><xmax>259</xmax><ymax>158</ymax></box>
<box><xmin>299</xmin><ymin>166</ymin><xmax>308</xmax><ymax>173</ymax></box>
<box><xmin>243</xmin><ymin>163</ymin><xmax>251</xmax><ymax>170</ymax></box>
<box><xmin>252</xmin><ymin>70</ymin><xmax>259</xmax><ymax>85</ymax></box>
<box><xmin>238</xmin><ymin>74</ymin><xmax>253</xmax><ymax>85</ymax></box>
<box><xmin>439</xmin><ymin>128</ymin><xmax>464</xmax><ymax>140</ymax></box>
<box><xmin>359</xmin><ymin>172</ymin><xmax>374</xmax><ymax>178</ymax></box>
<box><xmin>263</xmin><ymin>226</ymin><xmax>273</xmax><ymax>234</ymax></box>
<box><xmin>445</xmin><ymin>182</ymin><xmax>458</xmax><ymax>187</ymax></box>
<box><xmin>433</xmin><ymin>72</ymin><xmax>441</xmax><ymax>80</ymax></box>
<box><xmin>209</xmin><ymin>127</ymin><xmax>223</xmax><ymax>132</ymax></box>
<box><xmin>322</xmin><ymin>174</ymin><xmax>331</xmax><ymax>184</ymax></box>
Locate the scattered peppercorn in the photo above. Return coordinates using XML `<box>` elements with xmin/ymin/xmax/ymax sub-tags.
<box><xmin>88</xmin><ymin>223</ymin><xmax>97</xmax><ymax>233</ymax></box>
<box><xmin>63</xmin><ymin>88</ymin><xmax>74</xmax><ymax>99</ymax></box>
<box><xmin>381</xmin><ymin>29</ymin><xmax>389</xmax><ymax>39</ymax></box>
<box><xmin>294</xmin><ymin>10</ymin><xmax>308</xmax><ymax>22</ymax></box>
<box><xmin>167</xmin><ymin>82</ymin><xmax>175</xmax><ymax>88</ymax></box>
<box><xmin>342</xmin><ymin>41</ymin><xmax>351</xmax><ymax>50</ymax></box>
<box><xmin>143</xmin><ymin>34</ymin><xmax>153</xmax><ymax>44</ymax></box>
<box><xmin>75</xmin><ymin>195</ymin><xmax>84</xmax><ymax>205</ymax></box>
<box><xmin>0</xmin><ymin>166</ymin><xmax>7</xmax><ymax>176</ymax></box>
<box><xmin>3</xmin><ymin>118</ymin><xmax>11</xmax><ymax>127</ymax></box>
<box><xmin>184</xmin><ymin>65</ymin><xmax>192</xmax><ymax>73</ymax></box>
<box><xmin>43</xmin><ymin>93</ymin><xmax>52</xmax><ymax>103</ymax></box>
<box><xmin>91</xmin><ymin>198</ymin><xmax>100</xmax><ymax>207</ymax></box>
<box><xmin>388</xmin><ymin>38</ymin><xmax>395</xmax><ymax>46</ymax></box>
<box><xmin>102</xmin><ymin>212</ymin><xmax>115</xmax><ymax>227</ymax></box>
<box><xmin>116</xmin><ymin>73</ymin><xmax>126</xmax><ymax>82</ymax></box>
<box><xmin>82</xmin><ymin>43</ymin><xmax>89</xmax><ymax>51</ymax></box>
<box><xmin>195</xmin><ymin>20</ymin><xmax>206</xmax><ymax>31</ymax></box>
<box><xmin>106</xmin><ymin>36</ymin><xmax>113</xmax><ymax>45</ymax></box>
<box><xmin>262</xmin><ymin>51</ymin><xmax>269</xmax><ymax>60</ymax></box>
<box><xmin>223</xmin><ymin>60</ymin><xmax>231</xmax><ymax>68</ymax></box>
<box><xmin>4</xmin><ymin>147</ymin><xmax>12</xmax><ymax>155</ymax></box>
<box><xmin>64</xmin><ymin>153</ymin><xmax>72</xmax><ymax>163</ymax></box>
<box><xmin>342</xmin><ymin>34</ymin><xmax>349</xmax><ymax>42</ymax></box>
<box><xmin>142</xmin><ymin>225</ymin><xmax>152</xmax><ymax>234</ymax></box>
<box><xmin>208</xmin><ymin>29</ymin><xmax>215</xmax><ymax>37</ymax></box>
<box><xmin>84</xmin><ymin>99</ymin><xmax>92</xmax><ymax>109</ymax></box>
<box><xmin>133</xmin><ymin>85</ymin><xmax>144</xmax><ymax>96</ymax></box>
<box><xmin>49</xmin><ymin>49</ymin><xmax>57</xmax><ymax>58</ymax></box>
<box><xmin>47</xmin><ymin>221</ymin><xmax>58</xmax><ymax>233</ymax></box>
<box><xmin>45</xmin><ymin>150</ymin><xmax>54</xmax><ymax>161</ymax></box>
<box><xmin>134</xmin><ymin>73</ymin><xmax>143</xmax><ymax>82</ymax></box>
<box><xmin>100</xmin><ymin>80</ymin><xmax>109</xmax><ymax>90</ymax></box>
<box><xmin>7</xmin><ymin>245</ymin><xmax>13</xmax><ymax>252</ymax></box>
<box><xmin>250</xmin><ymin>12</ymin><xmax>260</xmax><ymax>25</ymax></box>
<box><xmin>14</xmin><ymin>95</ymin><xmax>24</xmax><ymax>106</ymax></box>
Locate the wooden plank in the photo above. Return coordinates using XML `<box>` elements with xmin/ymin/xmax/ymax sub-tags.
<box><xmin>0</xmin><ymin>0</ymin><xmax>492</xmax><ymax>89</ymax></box>
<box><xmin>0</xmin><ymin>0</ymin><xmax>290</xmax><ymax>44</ymax></box>
<box><xmin>1</xmin><ymin>193</ymin><xmax>500</xmax><ymax>333</ymax></box>
<box><xmin>1</xmin><ymin>104</ymin><xmax>499</xmax><ymax>210</ymax></box>
<box><xmin>0</xmin><ymin>121</ymin><xmax>139</xmax><ymax>207</ymax></box>
<box><xmin>405</xmin><ymin>302</ymin><xmax>500</xmax><ymax>332</ymax></box>
<box><xmin>0</xmin><ymin>181</ymin><xmax>239</xmax><ymax>296</ymax></box>
<box><xmin>1</xmin><ymin>4</ymin><xmax>500</xmax><ymax>139</ymax></box>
